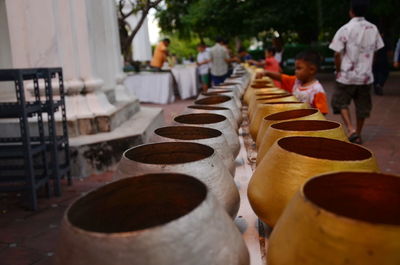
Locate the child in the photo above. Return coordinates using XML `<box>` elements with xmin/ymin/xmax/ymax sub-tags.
<box><xmin>196</xmin><ymin>43</ymin><xmax>211</xmax><ymax>92</ymax></box>
<box><xmin>258</xmin><ymin>50</ymin><xmax>328</xmax><ymax>114</ymax></box>
<box><xmin>249</xmin><ymin>47</ymin><xmax>281</xmax><ymax>87</ymax></box>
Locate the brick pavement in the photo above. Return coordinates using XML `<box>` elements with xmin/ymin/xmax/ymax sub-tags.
<box><xmin>0</xmin><ymin>73</ymin><xmax>399</xmax><ymax>265</ymax></box>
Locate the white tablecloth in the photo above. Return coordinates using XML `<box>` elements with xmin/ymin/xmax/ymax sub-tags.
<box><xmin>124</xmin><ymin>72</ymin><xmax>175</xmax><ymax>104</ymax></box>
<box><xmin>171</xmin><ymin>64</ymin><xmax>199</xmax><ymax>99</ymax></box>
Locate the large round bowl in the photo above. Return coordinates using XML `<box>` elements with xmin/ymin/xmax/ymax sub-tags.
<box><xmin>248</xmin><ymin>136</ymin><xmax>379</xmax><ymax>227</ymax></box>
<box><xmin>174</xmin><ymin>113</ymin><xmax>240</xmax><ymax>158</ymax></box>
<box><xmin>194</xmin><ymin>95</ymin><xmax>242</xmax><ymax>125</ymax></box>
<box><xmin>249</xmin><ymin>102</ymin><xmax>309</xmax><ymax>140</ymax></box>
<box><xmin>55</xmin><ymin>173</ymin><xmax>249</xmax><ymax>265</ymax></box>
<box><xmin>248</xmin><ymin>92</ymin><xmax>290</xmax><ymax>106</ymax></box>
<box><xmin>256</xmin><ymin>120</ymin><xmax>347</xmax><ymax>165</ymax></box>
<box><xmin>255</xmin><ymin>108</ymin><xmax>325</xmax><ymax>148</ymax></box>
<box><xmin>116</xmin><ymin>142</ymin><xmax>239</xmax><ymax>217</ymax></box>
<box><xmin>185</xmin><ymin>105</ymin><xmax>238</xmax><ymax>131</ymax></box>
<box><xmin>208</xmin><ymin>87</ymin><xmax>241</xmax><ymax>100</ymax></box>
<box><xmin>198</xmin><ymin>90</ymin><xmax>242</xmax><ymax>109</ymax></box>
<box><xmin>248</xmin><ymin>95</ymin><xmax>297</xmax><ymax>119</ymax></box>
<box><xmin>268</xmin><ymin>172</ymin><xmax>400</xmax><ymax>265</ymax></box>
<box><xmin>243</xmin><ymin>87</ymin><xmax>284</xmax><ymax>105</ymax></box>
<box><xmin>149</xmin><ymin>126</ymin><xmax>236</xmax><ymax>176</ymax></box>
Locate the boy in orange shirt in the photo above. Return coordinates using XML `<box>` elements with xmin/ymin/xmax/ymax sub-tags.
<box><xmin>257</xmin><ymin>50</ymin><xmax>328</xmax><ymax>114</ymax></box>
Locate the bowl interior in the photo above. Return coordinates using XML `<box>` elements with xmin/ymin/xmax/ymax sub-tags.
<box><xmin>187</xmin><ymin>105</ymin><xmax>228</xmax><ymax>111</ymax></box>
<box><xmin>68</xmin><ymin>173</ymin><xmax>207</xmax><ymax>233</ymax></box>
<box><xmin>125</xmin><ymin>142</ymin><xmax>214</xmax><ymax>164</ymax></box>
<box><xmin>201</xmin><ymin>90</ymin><xmax>232</xmax><ymax>96</ymax></box>
<box><xmin>174</xmin><ymin>113</ymin><xmax>226</xmax><ymax>125</ymax></box>
<box><xmin>256</xmin><ymin>95</ymin><xmax>292</xmax><ymax>101</ymax></box>
<box><xmin>271</xmin><ymin>120</ymin><xmax>339</xmax><ymax>131</ymax></box>
<box><xmin>304</xmin><ymin>172</ymin><xmax>400</xmax><ymax>225</ymax></box>
<box><xmin>195</xmin><ymin>95</ymin><xmax>231</xmax><ymax>105</ymax></box>
<box><xmin>278</xmin><ymin>136</ymin><xmax>372</xmax><ymax>161</ymax></box>
<box><xmin>265</xmin><ymin>109</ymin><xmax>319</xmax><ymax>121</ymax></box>
<box><xmin>155</xmin><ymin>126</ymin><xmax>222</xmax><ymax>140</ymax></box>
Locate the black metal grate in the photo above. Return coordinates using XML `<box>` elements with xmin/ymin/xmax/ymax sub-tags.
<box><xmin>0</xmin><ymin>68</ymin><xmax>71</xmax><ymax>210</ymax></box>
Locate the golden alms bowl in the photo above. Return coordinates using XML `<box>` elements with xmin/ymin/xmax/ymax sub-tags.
<box><xmin>268</xmin><ymin>171</ymin><xmax>400</xmax><ymax>265</ymax></box>
<box><xmin>243</xmin><ymin>87</ymin><xmax>284</xmax><ymax>105</ymax></box>
<box><xmin>249</xmin><ymin>102</ymin><xmax>309</xmax><ymax>140</ymax></box>
<box><xmin>256</xmin><ymin>120</ymin><xmax>347</xmax><ymax>165</ymax></box>
<box><xmin>255</xmin><ymin>108</ymin><xmax>325</xmax><ymax>148</ymax></box>
<box><xmin>248</xmin><ymin>136</ymin><xmax>379</xmax><ymax>227</ymax></box>
<box><xmin>248</xmin><ymin>94</ymin><xmax>297</xmax><ymax>119</ymax></box>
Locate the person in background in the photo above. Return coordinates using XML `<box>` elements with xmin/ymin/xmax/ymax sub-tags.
<box><xmin>249</xmin><ymin>47</ymin><xmax>282</xmax><ymax>87</ymax></box>
<box><xmin>372</xmin><ymin>32</ymin><xmax>390</xmax><ymax>95</ymax></box>
<box><xmin>272</xmin><ymin>36</ymin><xmax>284</xmax><ymax>64</ymax></box>
<box><xmin>329</xmin><ymin>0</ymin><xmax>384</xmax><ymax>144</ymax></box>
<box><xmin>393</xmin><ymin>37</ymin><xmax>400</xmax><ymax>68</ymax></box>
<box><xmin>150</xmin><ymin>38</ymin><xmax>170</xmax><ymax>71</ymax></box>
<box><xmin>238</xmin><ymin>47</ymin><xmax>252</xmax><ymax>62</ymax></box>
<box><xmin>257</xmin><ymin>50</ymin><xmax>328</xmax><ymax>114</ymax></box>
<box><xmin>209</xmin><ymin>37</ymin><xmax>238</xmax><ymax>85</ymax></box>
<box><xmin>196</xmin><ymin>42</ymin><xmax>211</xmax><ymax>93</ymax></box>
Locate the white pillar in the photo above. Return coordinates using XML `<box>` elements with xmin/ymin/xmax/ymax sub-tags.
<box><xmin>3</xmin><ymin>0</ymin><xmax>138</xmax><ymax>135</ymax></box>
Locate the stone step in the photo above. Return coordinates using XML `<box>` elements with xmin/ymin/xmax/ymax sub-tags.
<box><xmin>0</xmin><ymin>98</ymin><xmax>141</xmax><ymax>138</ymax></box>
<box><xmin>69</xmin><ymin>106</ymin><xmax>164</xmax><ymax>178</ymax></box>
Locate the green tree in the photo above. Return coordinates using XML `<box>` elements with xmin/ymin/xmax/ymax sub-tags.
<box><xmin>156</xmin><ymin>0</ymin><xmax>400</xmax><ymax>46</ymax></box>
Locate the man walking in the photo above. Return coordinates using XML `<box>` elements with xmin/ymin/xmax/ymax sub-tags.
<box><xmin>209</xmin><ymin>37</ymin><xmax>238</xmax><ymax>85</ymax></box>
<box><xmin>329</xmin><ymin>0</ymin><xmax>384</xmax><ymax>144</ymax></box>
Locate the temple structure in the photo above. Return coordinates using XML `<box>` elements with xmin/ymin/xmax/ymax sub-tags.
<box><xmin>0</xmin><ymin>0</ymin><xmax>163</xmax><ymax>177</ymax></box>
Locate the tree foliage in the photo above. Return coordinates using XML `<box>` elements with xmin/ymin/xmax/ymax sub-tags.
<box><xmin>156</xmin><ymin>0</ymin><xmax>400</xmax><ymax>45</ymax></box>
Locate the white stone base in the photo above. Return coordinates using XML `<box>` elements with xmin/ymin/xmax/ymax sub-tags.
<box><xmin>69</xmin><ymin>106</ymin><xmax>164</xmax><ymax>178</ymax></box>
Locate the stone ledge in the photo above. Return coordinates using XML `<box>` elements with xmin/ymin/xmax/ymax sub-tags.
<box><xmin>69</xmin><ymin>106</ymin><xmax>164</xmax><ymax>178</ymax></box>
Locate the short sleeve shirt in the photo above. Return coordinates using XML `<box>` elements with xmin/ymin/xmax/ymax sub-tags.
<box><xmin>197</xmin><ymin>51</ymin><xmax>210</xmax><ymax>75</ymax></box>
<box><xmin>329</xmin><ymin>17</ymin><xmax>384</xmax><ymax>85</ymax></box>
<box><xmin>281</xmin><ymin>75</ymin><xmax>329</xmax><ymax>114</ymax></box>
<box><xmin>209</xmin><ymin>43</ymin><xmax>229</xmax><ymax>76</ymax></box>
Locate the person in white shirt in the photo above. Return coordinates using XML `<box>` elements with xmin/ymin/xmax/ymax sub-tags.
<box><xmin>209</xmin><ymin>37</ymin><xmax>239</xmax><ymax>86</ymax></box>
<box><xmin>393</xmin><ymin>38</ymin><xmax>400</xmax><ymax>68</ymax></box>
<box><xmin>196</xmin><ymin>43</ymin><xmax>211</xmax><ymax>93</ymax></box>
<box><xmin>329</xmin><ymin>0</ymin><xmax>384</xmax><ymax>144</ymax></box>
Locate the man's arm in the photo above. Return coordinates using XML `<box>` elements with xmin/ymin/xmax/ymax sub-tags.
<box><xmin>197</xmin><ymin>59</ymin><xmax>211</xmax><ymax>66</ymax></box>
<box><xmin>334</xmin><ymin>52</ymin><xmax>342</xmax><ymax>77</ymax></box>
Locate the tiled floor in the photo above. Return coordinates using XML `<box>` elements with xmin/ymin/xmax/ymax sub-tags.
<box><xmin>1</xmin><ymin>73</ymin><xmax>399</xmax><ymax>265</ymax></box>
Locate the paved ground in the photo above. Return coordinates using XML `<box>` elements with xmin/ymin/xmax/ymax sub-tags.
<box><xmin>1</xmin><ymin>73</ymin><xmax>399</xmax><ymax>265</ymax></box>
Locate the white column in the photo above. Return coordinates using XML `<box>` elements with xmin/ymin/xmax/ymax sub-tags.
<box><xmin>71</xmin><ymin>0</ymin><xmax>104</xmax><ymax>93</ymax></box>
<box><xmin>5</xmin><ymin>0</ymin><xmax>60</xmax><ymax>68</ymax></box>
<box><xmin>55</xmin><ymin>0</ymin><xmax>85</xmax><ymax>94</ymax></box>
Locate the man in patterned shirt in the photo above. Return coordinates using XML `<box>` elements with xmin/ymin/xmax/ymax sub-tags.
<box><xmin>329</xmin><ymin>0</ymin><xmax>384</xmax><ymax>144</ymax></box>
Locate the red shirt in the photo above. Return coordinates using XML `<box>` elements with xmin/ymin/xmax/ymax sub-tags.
<box><xmin>265</xmin><ymin>57</ymin><xmax>281</xmax><ymax>87</ymax></box>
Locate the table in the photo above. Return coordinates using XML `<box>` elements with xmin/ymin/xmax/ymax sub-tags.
<box><xmin>124</xmin><ymin>72</ymin><xmax>175</xmax><ymax>104</ymax></box>
<box><xmin>171</xmin><ymin>64</ymin><xmax>199</xmax><ymax>99</ymax></box>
